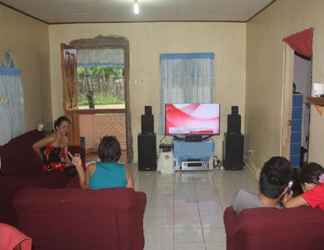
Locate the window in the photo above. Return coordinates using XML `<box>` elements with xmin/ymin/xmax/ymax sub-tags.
<box><xmin>160</xmin><ymin>52</ymin><xmax>215</xmax><ymax>133</ymax></box>
<box><xmin>76</xmin><ymin>48</ymin><xmax>125</xmax><ymax>110</ymax></box>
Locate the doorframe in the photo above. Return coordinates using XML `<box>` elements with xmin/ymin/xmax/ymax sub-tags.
<box><xmin>69</xmin><ymin>35</ymin><xmax>133</xmax><ymax>163</ymax></box>
<box><xmin>280</xmin><ymin>44</ymin><xmax>294</xmax><ymax>158</ymax></box>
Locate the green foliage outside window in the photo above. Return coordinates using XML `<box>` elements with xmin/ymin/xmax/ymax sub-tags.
<box><xmin>77</xmin><ymin>66</ymin><xmax>125</xmax><ymax>108</ymax></box>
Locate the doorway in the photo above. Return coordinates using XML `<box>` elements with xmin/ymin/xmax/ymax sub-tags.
<box><xmin>291</xmin><ymin>53</ymin><xmax>312</xmax><ymax>166</ymax></box>
<box><xmin>61</xmin><ymin>36</ymin><xmax>133</xmax><ymax>163</ymax></box>
<box><xmin>280</xmin><ymin>28</ymin><xmax>313</xmax><ymax>167</ymax></box>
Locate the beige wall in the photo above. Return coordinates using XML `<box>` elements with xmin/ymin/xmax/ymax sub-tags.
<box><xmin>246</xmin><ymin>0</ymin><xmax>324</xmax><ymax>171</ymax></box>
<box><xmin>48</xmin><ymin>22</ymin><xmax>246</xmax><ymax>162</ymax></box>
<box><xmin>0</xmin><ymin>5</ymin><xmax>51</xmax><ymax>131</ymax></box>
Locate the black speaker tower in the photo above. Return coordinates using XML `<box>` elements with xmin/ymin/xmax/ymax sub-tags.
<box><xmin>141</xmin><ymin>106</ymin><xmax>154</xmax><ymax>134</ymax></box>
<box><xmin>138</xmin><ymin>106</ymin><xmax>157</xmax><ymax>171</ymax></box>
<box><xmin>223</xmin><ymin>106</ymin><xmax>244</xmax><ymax>170</ymax></box>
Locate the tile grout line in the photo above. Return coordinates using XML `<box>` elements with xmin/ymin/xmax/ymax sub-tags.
<box><xmin>211</xmin><ymin>171</ymin><xmax>226</xmax><ymax>211</ymax></box>
<box><xmin>172</xmin><ymin>173</ymin><xmax>176</xmax><ymax>250</ymax></box>
<box><xmin>194</xmin><ymin>179</ymin><xmax>208</xmax><ymax>250</ymax></box>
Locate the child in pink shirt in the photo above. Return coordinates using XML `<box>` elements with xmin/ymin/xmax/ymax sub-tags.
<box><xmin>0</xmin><ymin>223</ymin><xmax>32</xmax><ymax>250</ymax></box>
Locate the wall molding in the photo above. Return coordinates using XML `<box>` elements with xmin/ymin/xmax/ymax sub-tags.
<box><xmin>246</xmin><ymin>0</ymin><xmax>278</xmax><ymax>22</ymax></box>
<box><xmin>0</xmin><ymin>0</ymin><xmax>278</xmax><ymax>25</ymax></box>
<box><xmin>0</xmin><ymin>1</ymin><xmax>48</xmax><ymax>24</ymax></box>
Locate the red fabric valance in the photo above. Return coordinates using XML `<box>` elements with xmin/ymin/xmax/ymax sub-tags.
<box><xmin>283</xmin><ymin>28</ymin><xmax>313</xmax><ymax>58</ymax></box>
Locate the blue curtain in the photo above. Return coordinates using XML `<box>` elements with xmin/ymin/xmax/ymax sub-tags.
<box><xmin>0</xmin><ymin>52</ymin><xmax>24</xmax><ymax>145</ymax></box>
<box><xmin>160</xmin><ymin>52</ymin><xmax>215</xmax><ymax>134</ymax></box>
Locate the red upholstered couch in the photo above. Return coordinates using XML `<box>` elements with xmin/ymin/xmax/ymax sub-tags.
<box><xmin>14</xmin><ymin>188</ymin><xmax>146</xmax><ymax>250</ymax></box>
<box><xmin>0</xmin><ymin>130</ymin><xmax>79</xmax><ymax>225</ymax></box>
<box><xmin>1</xmin><ymin>130</ymin><xmax>147</xmax><ymax>250</ymax></box>
<box><xmin>224</xmin><ymin>206</ymin><xmax>324</xmax><ymax>250</ymax></box>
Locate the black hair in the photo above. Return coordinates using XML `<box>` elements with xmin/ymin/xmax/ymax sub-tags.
<box><xmin>54</xmin><ymin>116</ymin><xmax>71</xmax><ymax>130</ymax></box>
<box><xmin>98</xmin><ymin>136</ymin><xmax>121</xmax><ymax>162</ymax></box>
<box><xmin>299</xmin><ymin>162</ymin><xmax>324</xmax><ymax>185</ymax></box>
<box><xmin>259</xmin><ymin>156</ymin><xmax>294</xmax><ymax>199</ymax></box>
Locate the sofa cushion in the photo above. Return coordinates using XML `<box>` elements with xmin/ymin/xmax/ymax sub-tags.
<box><xmin>1</xmin><ymin>130</ymin><xmax>45</xmax><ymax>176</ymax></box>
<box><xmin>0</xmin><ymin>173</ymin><xmax>72</xmax><ymax>226</ymax></box>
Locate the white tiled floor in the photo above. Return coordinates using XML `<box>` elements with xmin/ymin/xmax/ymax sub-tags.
<box><xmin>133</xmin><ymin>167</ymin><xmax>258</xmax><ymax>250</ymax></box>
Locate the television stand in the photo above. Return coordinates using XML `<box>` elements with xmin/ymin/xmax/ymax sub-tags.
<box><xmin>185</xmin><ymin>134</ymin><xmax>203</xmax><ymax>142</ymax></box>
<box><xmin>173</xmin><ymin>139</ymin><xmax>214</xmax><ymax>171</ymax></box>
<box><xmin>173</xmin><ymin>134</ymin><xmax>214</xmax><ymax>142</ymax></box>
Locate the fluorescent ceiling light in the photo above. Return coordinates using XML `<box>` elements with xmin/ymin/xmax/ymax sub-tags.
<box><xmin>134</xmin><ymin>0</ymin><xmax>140</xmax><ymax>15</ymax></box>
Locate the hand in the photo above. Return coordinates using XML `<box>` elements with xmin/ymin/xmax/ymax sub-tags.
<box><xmin>62</xmin><ymin>156</ymin><xmax>72</xmax><ymax>165</ymax></box>
<box><xmin>282</xmin><ymin>191</ymin><xmax>293</xmax><ymax>207</ymax></box>
<box><xmin>68</xmin><ymin>152</ymin><xmax>82</xmax><ymax>168</ymax></box>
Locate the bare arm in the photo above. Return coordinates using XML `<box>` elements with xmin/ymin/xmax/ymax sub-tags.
<box><xmin>126</xmin><ymin>165</ymin><xmax>134</xmax><ymax>189</ymax></box>
<box><xmin>70</xmin><ymin>153</ymin><xmax>95</xmax><ymax>189</ymax></box>
<box><xmin>282</xmin><ymin>193</ymin><xmax>308</xmax><ymax>208</ymax></box>
<box><xmin>32</xmin><ymin>135</ymin><xmax>55</xmax><ymax>157</ymax></box>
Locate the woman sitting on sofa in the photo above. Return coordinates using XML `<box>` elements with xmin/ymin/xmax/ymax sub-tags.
<box><xmin>283</xmin><ymin>162</ymin><xmax>324</xmax><ymax>210</ymax></box>
<box><xmin>71</xmin><ymin>136</ymin><xmax>134</xmax><ymax>190</ymax></box>
<box><xmin>232</xmin><ymin>156</ymin><xmax>295</xmax><ymax>213</ymax></box>
<box><xmin>32</xmin><ymin>116</ymin><xmax>76</xmax><ymax>176</ymax></box>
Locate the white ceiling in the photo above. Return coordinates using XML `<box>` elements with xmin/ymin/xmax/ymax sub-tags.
<box><xmin>0</xmin><ymin>0</ymin><xmax>275</xmax><ymax>24</ymax></box>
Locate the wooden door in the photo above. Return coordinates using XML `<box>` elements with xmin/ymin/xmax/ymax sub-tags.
<box><xmin>61</xmin><ymin>43</ymin><xmax>80</xmax><ymax>146</ymax></box>
<box><xmin>280</xmin><ymin>44</ymin><xmax>294</xmax><ymax>158</ymax></box>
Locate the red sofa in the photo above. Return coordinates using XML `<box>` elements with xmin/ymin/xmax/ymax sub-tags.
<box><xmin>14</xmin><ymin>188</ymin><xmax>146</xmax><ymax>250</ymax></box>
<box><xmin>224</xmin><ymin>206</ymin><xmax>324</xmax><ymax>250</ymax></box>
<box><xmin>0</xmin><ymin>130</ymin><xmax>79</xmax><ymax>225</ymax></box>
<box><xmin>1</xmin><ymin>130</ymin><xmax>147</xmax><ymax>250</ymax></box>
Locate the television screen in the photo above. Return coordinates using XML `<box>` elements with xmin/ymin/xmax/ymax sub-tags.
<box><xmin>165</xmin><ymin>103</ymin><xmax>220</xmax><ymax>135</ymax></box>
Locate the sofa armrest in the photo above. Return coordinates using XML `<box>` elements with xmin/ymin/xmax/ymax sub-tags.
<box><xmin>224</xmin><ymin>206</ymin><xmax>241</xmax><ymax>250</ymax></box>
<box><xmin>224</xmin><ymin>206</ymin><xmax>238</xmax><ymax>238</ymax></box>
<box><xmin>120</xmin><ymin>190</ymin><xmax>147</xmax><ymax>250</ymax></box>
<box><xmin>0</xmin><ymin>130</ymin><xmax>45</xmax><ymax>176</ymax></box>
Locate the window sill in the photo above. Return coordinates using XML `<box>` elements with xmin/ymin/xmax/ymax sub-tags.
<box><xmin>73</xmin><ymin>108</ymin><xmax>126</xmax><ymax>114</ymax></box>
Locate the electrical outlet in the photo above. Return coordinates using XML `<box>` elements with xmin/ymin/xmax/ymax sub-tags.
<box><xmin>248</xmin><ymin>149</ymin><xmax>255</xmax><ymax>154</ymax></box>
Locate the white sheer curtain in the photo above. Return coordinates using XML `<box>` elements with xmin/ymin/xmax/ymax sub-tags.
<box><xmin>77</xmin><ymin>48</ymin><xmax>124</xmax><ymax>67</ymax></box>
<box><xmin>160</xmin><ymin>53</ymin><xmax>215</xmax><ymax>133</ymax></box>
<box><xmin>0</xmin><ymin>52</ymin><xmax>24</xmax><ymax>145</ymax></box>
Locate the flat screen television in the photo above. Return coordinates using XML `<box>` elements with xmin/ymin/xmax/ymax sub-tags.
<box><xmin>165</xmin><ymin>103</ymin><xmax>220</xmax><ymax>136</ymax></box>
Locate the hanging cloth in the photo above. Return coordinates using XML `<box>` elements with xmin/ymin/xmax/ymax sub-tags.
<box><xmin>159</xmin><ymin>52</ymin><xmax>215</xmax><ymax>133</ymax></box>
<box><xmin>0</xmin><ymin>51</ymin><xmax>24</xmax><ymax>145</ymax></box>
<box><xmin>77</xmin><ymin>48</ymin><xmax>124</xmax><ymax>68</ymax></box>
<box><xmin>283</xmin><ymin>28</ymin><xmax>313</xmax><ymax>58</ymax></box>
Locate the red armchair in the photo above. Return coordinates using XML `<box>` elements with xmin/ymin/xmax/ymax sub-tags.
<box><xmin>224</xmin><ymin>206</ymin><xmax>324</xmax><ymax>250</ymax></box>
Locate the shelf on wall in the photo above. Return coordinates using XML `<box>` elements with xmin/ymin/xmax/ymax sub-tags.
<box><xmin>307</xmin><ymin>97</ymin><xmax>324</xmax><ymax>115</ymax></box>
<box><xmin>307</xmin><ymin>97</ymin><xmax>324</xmax><ymax>106</ymax></box>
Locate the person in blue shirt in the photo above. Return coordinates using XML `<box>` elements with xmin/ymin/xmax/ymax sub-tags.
<box><xmin>71</xmin><ymin>136</ymin><xmax>134</xmax><ymax>190</ymax></box>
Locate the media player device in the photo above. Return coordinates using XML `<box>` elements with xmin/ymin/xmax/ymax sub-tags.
<box><xmin>180</xmin><ymin>160</ymin><xmax>209</xmax><ymax>171</ymax></box>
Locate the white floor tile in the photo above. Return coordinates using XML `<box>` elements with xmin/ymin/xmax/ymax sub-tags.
<box><xmin>174</xmin><ymin>225</ymin><xmax>204</xmax><ymax>243</ymax></box>
<box><xmin>174</xmin><ymin>242</ymin><xmax>206</xmax><ymax>250</ymax></box>
<box><xmin>205</xmin><ymin>241</ymin><xmax>226</xmax><ymax>250</ymax></box>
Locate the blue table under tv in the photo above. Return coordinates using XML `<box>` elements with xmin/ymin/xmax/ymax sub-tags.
<box><xmin>173</xmin><ymin>139</ymin><xmax>214</xmax><ymax>171</ymax></box>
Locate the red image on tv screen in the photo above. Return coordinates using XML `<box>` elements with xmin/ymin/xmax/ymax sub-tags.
<box><xmin>165</xmin><ymin>104</ymin><xmax>220</xmax><ymax>135</ymax></box>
